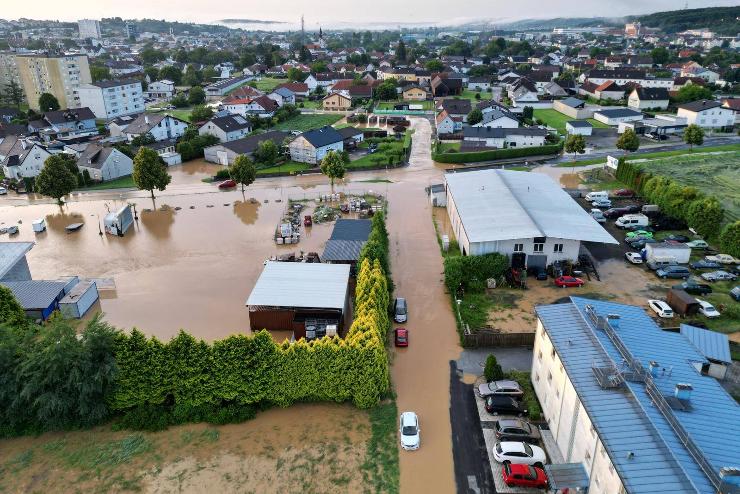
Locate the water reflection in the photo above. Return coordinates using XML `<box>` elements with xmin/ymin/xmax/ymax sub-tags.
<box><xmin>140</xmin><ymin>206</ymin><xmax>176</xmax><ymax>240</ymax></box>
<box><xmin>232</xmin><ymin>199</ymin><xmax>260</xmax><ymax>226</ymax></box>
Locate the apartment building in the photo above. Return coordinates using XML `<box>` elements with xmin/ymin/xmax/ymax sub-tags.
<box><xmin>78</xmin><ymin>19</ymin><xmax>102</xmax><ymax>40</ymax></box>
<box><xmin>77</xmin><ymin>79</ymin><xmax>143</xmax><ymax>119</ymax></box>
<box><xmin>16</xmin><ymin>54</ymin><xmax>92</xmax><ymax>111</ymax></box>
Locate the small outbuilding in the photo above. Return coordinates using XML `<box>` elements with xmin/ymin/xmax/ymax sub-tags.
<box><xmin>680</xmin><ymin>324</ymin><xmax>732</xmax><ymax>380</ymax></box>
<box><xmin>593</xmin><ymin>108</ymin><xmax>643</xmax><ymax>126</ymax></box>
<box><xmin>321</xmin><ymin>219</ymin><xmax>372</xmax><ymax>269</ymax></box>
<box><xmin>0</xmin><ymin>280</ymin><xmax>67</xmax><ymax>320</ymax></box>
<box><xmin>666</xmin><ymin>289</ymin><xmax>700</xmax><ymax>316</ymax></box>
<box><xmin>565</xmin><ymin>120</ymin><xmax>593</xmax><ymax>136</ymax></box>
<box><xmin>246</xmin><ymin>262</ymin><xmax>351</xmax><ymax>340</ymax></box>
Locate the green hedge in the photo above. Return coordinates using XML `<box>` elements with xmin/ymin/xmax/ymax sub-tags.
<box><xmin>443</xmin><ymin>253</ymin><xmax>509</xmax><ymax>294</ymax></box>
<box><xmin>433</xmin><ymin>142</ymin><xmax>563</xmax><ymax>164</ymax></box>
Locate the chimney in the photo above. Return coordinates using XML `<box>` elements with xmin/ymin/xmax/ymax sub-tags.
<box><xmin>649</xmin><ymin>361</ymin><xmax>660</xmax><ymax>378</ymax></box>
<box><xmin>674</xmin><ymin>383</ymin><xmax>693</xmax><ymax>401</ymax></box>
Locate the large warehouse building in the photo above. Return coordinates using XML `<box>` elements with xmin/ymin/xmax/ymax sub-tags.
<box><xmin>444</xmin><ymin>169</ymin><xmax>617</xmax><ymax>267</ymax></box>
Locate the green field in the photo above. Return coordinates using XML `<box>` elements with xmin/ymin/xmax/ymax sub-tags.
<box><xmin>256</xmin><ymin>161</ymin><xmax>311</xmax><ymax>175</ymax></box>
<box><xmin>375</xmin><ymin>100</ymin><xmax>434</xmax><ymax>110</ymax></box>
<box><xmin>272</xmin><ymin>113</ymin><xmax>343</xmax><ymax>132</ymax></box>
<box><xmin>80</xmin><ymin>175</ymin><xmax>136</xmax><ymax>190</ymax></box>
<box><xmin>555</xmin><ymin>143</ymin><xmax>740</xmax><ymax>167</ymax></box>
<box><xmin>250</xmin><ymin>77</ymin><xmax>285</xmax><ymax>93</ymax></box>
<box><xmin>460</xmin><ymin>89</ymin><xmax>493</xmax><ymax>102</ymax></box>
<box><xmin>534</xmin><ymin>109</ymin><xmax>608</xmax><ymax>134</ymax></box>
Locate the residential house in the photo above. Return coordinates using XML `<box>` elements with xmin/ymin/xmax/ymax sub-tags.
<box><xmin>203</xmin><ymin>130</ymin><xmax>291</xmax><ymax>166</ymax></box>
<box><xmin>145</xmin><ymin>140</ymin><xmax>182</xmax><ymax>166</ymax></box>
<box><xmin>268</xmin><ymin>86</ymin><xmax>296</xmax><ymax>106</ymax></box>
<box><xmin>145</xmin><ymin>79</ymin><xmax>175</xmax><ymax>100</ymax></box>
<box><xmin>676</xmin><ymin>100</ymin><xmax>735</xmax><ymax>130</ymax></box>
<box><xmin>627</xmin><ymin>87</ymin><xmax>670</xmax><ymax>110</ymax></box>
<box><xmin>289</xmin><ymin>126</ymin><xmax>344</xmax><ymax>164</ymax></box>
<box><xmin>223</xmin><ymin>95</ymin><xmax>279</xmax><ymax>118</ymax></box>
<box><xmin>124</xmin><ymin>113</ymin><xmax>188</xmax><ymax>142</ymax></box>
<box><xmin>435</xmin><ymin>110</ymin><xmax>461</xmax><ymax>135</ymax></box>
<box><xmin>475</xmin><ymin>101</ymin><xmax>519</xmax><ymax>129</ymax></box>
<box><xmin>76</xmin><ymin>143</ymin><xmax>133</xmax><ymax>181</ymax></box>
<box><xmin>0</xmin><ymin>136</ymin><xmax>51</xmax><ymax>179</ymax></box>
<box><xmin>467</xmin><ymin>77</ymin><xmax>492</xmax><ymax>91</ymax></box>
<box><xmin>721</xmin><ymin>98</ymin><xmax>740</xmax><ymax>124</ymax></box>
<box><xmin>198</xmin><ymin>114</ymin><xmax>252</xmax><ymax>142</ymax></box>
<box><xmin>437</xmin><ymin>98</ymin><xmax>471</xmax><ymax>122</ymax></box>
<box><xmin>106</xmin><ymin>60</ymin><xmax>143</xmax><ymax>77</ymax></box>
<box><xmin>31</xmin><ymin>107</ymin><xmax>98</xmax><ymax>142</ymax></box>
<box><xmin>593</xmin><ymin>108</ymin><xmax>644</xmax><ymax>126</ymax></box>
<box><xmin>77</xmin><ymin>79</ymin><xmax>144</xmax><ymax>119</ymax></box>
<box><xmin>510</xmin><ymin>79</ymin><xmax>540</xmax><ymax>106</ymax></box>
<box><xmin>463</xmin><ymin>127</ymin><xmax>548</xmax><ymax>149</ymax></box>
<box><xmin>553</xmin><ymin>97</ymin><xmax>593</xmax><ymax>119</ymax></box>
<box><xmin>402</xmin><ymin>85</ymin><xmax>430</xmax><ymax>101</ymax></box>
<box><xmin>322</xmin><ymin>92</ymin><xmax>352</xmax><ymax>111</ymax></box>
<box><xmin>431</xmin><ymin>74</ymin><xmax>463</xmax><ymax>97</ymax></box>
<box><xmin>336</xmin><ymin>126</ymin><xmax>364</xmax><ymax>149</ymax></box>
<box><xmin>275</xmin><ymin>82</ymin><xmax>310</xmax><ymax>98</ymax></box>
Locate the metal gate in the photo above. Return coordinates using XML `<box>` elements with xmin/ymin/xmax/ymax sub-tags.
<box><xmin>527</xmin><ymin>255</ymin><xmax>547</xmax><ymax>269</ymax></box>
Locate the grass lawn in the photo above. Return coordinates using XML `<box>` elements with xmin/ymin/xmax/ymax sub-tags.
<box><xmin>438</xmin><ymin>142</ymin><xmax>460</xmax><ymax>153</ymax></box>
<box><xmin>257</xmin><ymin>161</ymin><xmax>311</xmax><ymax>175</ymax></box>
<box><xmin>300</xmin><ymin>99</ymin><xmax>323</xmax><ymax>110</ymax></box>
<box><xmin>250</xmin><ymin>77</ymin><xmax>285</xmax><ymax>93</ymax></box>
<box><xmin>272</xmin><ymin>113</ymin><xmax>343</xmax><ymax>132</ymax></box>
<box><xmin>554</xmin><ymin>143</ymin><xmax>740</xmax><ymax>167</ymax></box>
<box><xmin>348</xmin><ymin>138</ymin><xmax>405</xmax><ymax>169</ymax></box>
<box><xmin>80</xmin><ymin>175</ymin><xmax>136</xmax><ymax>190</ymax></box>
<box><xmin>362</xmin><ymin>401</ymin><xmax>400</xmax><ymax>494</ymax></box>
<box><xmin>460</xmin><ymin>89</ymin><xmax>493</xmax><ymax>102</ymax></box>
<box><xmin>375</xmin><ymin>100</ymin><xmax>434</xmax><ymax>110</ymax></box>
<box><xmin>533</xmin><ymin>109</ymin><xmax>609</xmax><ymax>134</ymax></box>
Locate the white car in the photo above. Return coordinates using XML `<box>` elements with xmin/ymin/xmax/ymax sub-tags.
<box><xmin>625</xmin><ymin>252</ymin><xmax>643</xmax><ymax>264</ymax></box>
<box><xmin>0</xmin><ymin>187</ymin><xmax>7</xmax><ymax>195</ymax></box>
<box><xmin>704</xmin><ymin>254</ymin><xmax>740</xmax><ymax>265</ymax></box>
<box><xmin>648</xmin><ymin>299</ymin><xmax>674</xmax><ymax>318</ymax></box>
<box><xmin>591</xmin><ymin>199</ymin><xmax>612</xmax><ymax>208</ymax></box>
<box><xmin>590</xmin><ymin>209</ymin><xmax>606</xmax><ymax>223</ymax></box>
<box><xmin>399</xmin><ymin>411</ymin><xmax>420</xmax><ymax>451</ymax></box>
<box><xmin>493</xmin><ymin>441</ymin><xmax>546</xmax><ymax>466</ymax></box>
<box><xmin>696</xmin><ymin>299</ymin><xmax>720</xmax><ymax>318</ymax></box>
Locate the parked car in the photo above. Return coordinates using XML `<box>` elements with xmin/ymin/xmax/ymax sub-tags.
<box><xmin>591</xmin><ymin>198</ymin><xmax>612</xmax><ymax>208</ymax></box>
<box><xmin>615</xmin><ymin>213</ymin><xmax>649</xmax><ymax>229</ymax></box>
<box><xmin>625</xmin><ymin>252</ymin><xmax>643</xmax><ymax>264</ymax></box>
<box><xmin>585</xmin><ymin>190</ymin><xmax>608</xmax><ymax>202</ymax></box>
<box><xmin>625</xmin><ymin>230</ymin><xmax>653</xmax><ymax>241</ymax></box>
<box><xmin>663</xmin><ymin>234</ymin><xmax>690</xmax><ymax>243</ymax></box>
<box><xmin>701</xmin><ymin>270</ymin><xmax>738</xmax><ymax>282</ymax></box>
<box><xmin>730</xmin><ymin>286</ymin><xmax>740</xmax><ymax>302</ymax></box>
<box><xmin>646</xmin><ymin>132</ymin><xmax>668</xmax><ymax>141</ymax></box>
<box><xmin>218</xmin><ymin>179</ymin><xmax>237</xmax><ymax>189</ymax></box>
<box><xmin>603</xmin><ymin>207</ymin><xmax>632</xmax><ymax>219</ymax></box>
<box><xmin>478</xmin><ymin>379</ymin><xmax>524</xmax><ymax>399</ymax></box>
<box><xmin>494</xmin><ymin>419</ymin><xmax>541</xmax><ymax>443</ymax></box>
<box><xmin>686</xmin><ymin>240</ymin><xmax>710</xmax><ymax>250</ymax></box>
<box><xmin>393</xmin><ymin>297</ymin><xmax>407</xmax><ymax>323</ymax></box>
<box><xmin>399</xmin><ymin>411</ymin><xmax>420</xmax><ymax>451</ymax></box>
<box><xmin>648</xmin><ymin>299</ymin><xmax>674</xmax><ymax>318</ymax></box>
<box><xmin>492</xmin><ymin>441</ymin><xmax>546</xmax><ymax>467</ymax></box>
<box><xmin>554</xmin><ymin>276</ymin><xmax>584</xmax><ymax>288</ymax></box>
<box><xmin>628</xmin><ymin>237</ymin><xmax>657</xmax><ymax>250</ymax></box>
<box><xmin>655</xmin><ymin>266</ymin><xmax>690</xmax><ymax>279</ymax></box>
<box><xmin>535</xmin><ymin>268</ymin><xmax>548</xmax><ymax>281</ymax></box>
<box><xmin>394</xmin><ymin>328</ymin><xmax>408</xmax><ymax>347</ymax></box>
<box><xmin>696</xmin><ymin>299</ymin><xmax>720</xmax><ymax>318</ymax></box>
<box><xmin>0</xmin><ymin>186</ymin><xmax>6</xmax><ymax>195</ymax></box>
<box><xmin>705</xmin><ymin>254</ymin><xmax>740</xmax><ymax>265</ymax></box>
<box><xmin>613</xmin><ymin>188</ymin><xmax>636</xmax><ymax>197</ymax></box>
<box><xmin>652</xmin><ymin>216</ymin><xmax>688</xmax><ymax>231</ymax></box>
<box><xmin>690</xmin><ymin>260</ymin><xmax>722</xmax><ymax>270</ymax></box>
<box><xmin>502</xmin><ymin>463</ymin><xmax>549</xmax><ymax>489</ymax></box>
<box><xmin>647</xmin><ymin>260</ymin><xmax>677</xmax><ymax>271</ymax></box>
<box><xmin>590</xmin><ymin>209</ymin><xmax>606</xmax><ymax>223</ymax></box>
<box><xmin>485</xmin><ymin>396</ymin><xmax>528</xmax><ymax>416</ymax></box>
<box><xmin>672</xmin><ymin>281</ymin><xmax>712</xmax><ymax>295</ymax></box>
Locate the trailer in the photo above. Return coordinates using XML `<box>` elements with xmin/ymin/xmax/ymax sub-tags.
<box><xmin>644</xmin><ymin>243</ymin><xmax>691</xmax><ymax>264</ymax></box>
<box><xmin>666</xmin><ymin>289</ymin><xmax>699</xmax><ymax>316</ymax></box>
<box><xmin>104</xmin><ymin>205</ymin><xmax>134</xmax><ymax>236</ymax></box>
<box><xmin>59</xmin><ymin>279</ymin><xmax>99</xmax><ymax>318</ymax></box>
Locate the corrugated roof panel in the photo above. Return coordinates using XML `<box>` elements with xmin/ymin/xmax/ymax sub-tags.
<box><xmin>1</xmin><ymin>280</ymin><xmax>66</xmax><ymax>309</ymax></box>
<box><xmin>245</xmin><ymin>262</ymin><xmax>350</xmax><ymax>310</ymax></box>
<box><xmin>0</xmin><ymin>241</ymin><xmax>34</xmax><ymax>279</ymax></box>
<box><xmin>680</xmin><ymin>324</ymin><xmax>731</xmax><ymax>364</ymax></box>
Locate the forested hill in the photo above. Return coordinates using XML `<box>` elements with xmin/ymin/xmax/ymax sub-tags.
<box><xmin>633</xmin><ymin>6</ymin><xmax>740</xmax><ymax>35</ymax></box>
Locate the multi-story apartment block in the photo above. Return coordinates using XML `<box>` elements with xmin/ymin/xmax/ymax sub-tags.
<box><xmin>78</xmin><ymin>19</ymin><xmax>102</xmax><ymax>40</ymax></box>
<box><xmin>77</xmin><ymin>79</ymin><xmax>143</xmax><ymax>119</ymax></box>
<box><xmin>16</xmin><ymin>54</ymin><xmax>92</xmax><ymax>111</ymax></box>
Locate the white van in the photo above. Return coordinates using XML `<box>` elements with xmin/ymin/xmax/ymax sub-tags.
<box><xmin>585</xmin><ymin>191</ymin><xmax>608</xmax><ymax>202</ymax></box>
<box><xmin>615</xmin><ymin>214</ymin><xmax>649</xmax><ymax>229</ymax></box>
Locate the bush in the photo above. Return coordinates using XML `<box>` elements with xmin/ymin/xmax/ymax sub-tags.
<box><xmin>433</xmin><ymin>142</ymin><xmax>563</xmax><ymax>164</ymax></box>
<box><xmin>214</xmin><ymin>168</ymin><xmax>231</xmax><ymax>179</ymax></box>
<box><xmin>484</xmin><ymin>354</ymin><xmax>504</xmax><ymax>381</ymax></box>
<box><xmin>444</xmin><ymin>253</ymin><xmax>508</xmax><ymax>295</ymax></box>
<box><xmin>506</xmin><ymin>371</ymin><xmax>541</xmax><ymax>421</ymax></box>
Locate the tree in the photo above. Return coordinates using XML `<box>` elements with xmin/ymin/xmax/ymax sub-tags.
<box><xmin>683</xmin><ymin>124</ymin><xmax>704</xmax><ymax>150</ymax></box>
<box><xmin>298</xmin><ymin>45</ymin><xmax>312</xmax><ymax>63</ymax></box>
<box><xmin>674</xmin><ymin>84</ymin><xmax>713</xmax><ymax>103</ymax></box>
<box><xmin>687</xmin><ymin>197</ymin><xmax>724</xmax><ymax>239</ymax></box>
<box><xmin>375</xmin><ymin>79</ymin><xmax>397</xmax><ymax>101</ymax></box>
<box><xmin>564</xmin><ymin>133</ymin><xmax>587</xmax><ymax>161</ymax></box>
<box><xmin>719</xmin><ymin>221</ymin><xmax>740</xmax><ymax>258</ymax></box>
<box><xmin>0</xmin><ymin>285</ymin><xmax>27</xmax><ymax>330</ymax></box>
<box><xmin>425</xmin><ymin>59</ymin><xmax>444</xmax><ymax>72</ymax></box>
<box><xmin>287</xmin><ymin>67</ymin><xmax>305</xmax><ymax>82</ymax></box>
<box><xmin>36</xmin><ymin>154</ymin><xmax>79</xmax><ymax>203</ymax></box>
<box><xmin>187</xmin><ymin>86</ymin><xmax>205</xmax><ymax>105</ymax></box>
<box><xmin>189</xmin><ymin>104</ymin><xmax>213</xmax><ymax>122</ymax></box>
<box><xmin>396</xmin><ymin>40</ymin><xmax>407</xmax><ymax>63</ymax></box>
<box><xmin>253</xmin><ymin>140</ymin><xmax>279</xmax><ymax>165</ymax></box>
<box><xmin>144</xmin><ymin>66</ymin><xmax>160</xmax><ymax>82</ymax></box>
<box><xmin>133</xmin><ymin>147</ymin><xmax>171</xmax><ymax>200</ymax></box>
<box><xmin>130</xmin><ymin>132</ymin><xmax>156</xmax><ymax>147</ymax></box>
<box><xmin>229</xmin><ymin>155</ymin><xmax>257</xmax><ymax>193</ymax></box>
<box><xmin>159</xmin><ymin>66</ymin><xmax>182</xmax><ymax>85</ymax></box>
<box><xmin>90</xmin><ymin>65</ymin><xmax>111</xmax><ymax>82</ymax></box>
<box><xmin>522</xmin><ymin>106</ymin><xmax>534</xmax><ymax>121</ymax></box>
<box><xmin>170</xmin><ymin>93</ymin><xmax>189</xmax><ymax>108</ymax></box>
<box><xmin>650</xmin><ymin>46</ymin><xmax>670</xmax><ymax>66</ymax></box>
<box><xmin>38</xmin><ymin>92</ymin><xmax>60</xmax><ymax>112</ymax></box>
<box><xmin>2</xmin><ymin>81</ymin><xmax>24</xmax><ymax>109</ymax></box>
<box><xmin>467</xmin><ymin>108</ymin><xmax>483</xmax><ymax>126</ymax></box>
<box><xmin>616</xmin><ymin>129</ymin><xmax>640</xmax><ymax>154</ymax></box>
<box><xmin>320</xmin><ymin>150</ymin><xmax>346</xmax><ymax>189</ymax></box>
<box><xmin>484</xmin><ymin>354</ymin><xmax>504</xmax><ymax>382</ymax></box>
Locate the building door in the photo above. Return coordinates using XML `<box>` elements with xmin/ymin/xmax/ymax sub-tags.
<box><xmin>527</xmin><ymin>255</ymin><xmax>547</xmax><ymax>270</ymax></box>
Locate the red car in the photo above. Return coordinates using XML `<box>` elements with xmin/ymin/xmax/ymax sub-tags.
<box><xmin>218</xmin><ymin>179</ymin><xmax>237</xmax><ymax>189</ymax></box>
<box><xmin>394</xmin><ymin>328</ymin><xmax>408</xmax><ymax>347</ymax></box>
<box><xmin>554</xmin><ymin>276</ymin><xmax>584</xmax><ymax>288</ymax></box>
<box><xmin>613</xmin><ymin>188</ymin><xmax>636</xmax><ymax>197</ymax></box>
<box><xmin>502</xmin><ymin>463</ymin><xmax>548</xmax><ymax>489</ymax></box>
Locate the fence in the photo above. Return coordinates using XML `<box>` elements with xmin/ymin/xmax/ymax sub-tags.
<box><xmin>462</xmin><ymin>328</ymin><xmax>535</xmax><ymax>348</ymax></box>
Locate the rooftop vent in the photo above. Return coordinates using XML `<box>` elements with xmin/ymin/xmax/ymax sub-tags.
<box><xmin>606</xmin><ymin>314</ymin><xmax>620</xmax><ymax>329</ymax></box>
<box><xmin>719</xmin><ymin>467</ymin><xmax>740</xmax><ymax>490</ymax></box>
<box><xmin>649</xmin><ymin>361</ymin><xmax>660</xmax><ymax>378</ymax></box>
<box><xmin>674</xmin><ymin>383</ymin><xmax>693</xmax><ymax>401</ymax></box>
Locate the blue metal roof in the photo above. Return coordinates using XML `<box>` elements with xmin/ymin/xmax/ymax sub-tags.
<box><xmin>536</xmin><ymin>297</ymin><xmax>740</xmax><ymax>494</ymax></box>
<box><xmin>1</xmin><ymin>280</ymin><xmax>66</xmax><ymax>309</ymax></box>
<box><xmin>680</xmin><ymin>324</ymin><xmax>732</xmax><ymax>364</ymax></box>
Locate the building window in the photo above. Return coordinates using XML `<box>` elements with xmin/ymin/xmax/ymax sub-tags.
<box><xmin>533</xmin><ymin>243</ymin><xmax>544</xmax><ymax>253</ymax></box>
<box><xmin>513</xmin><ymin>243</ymin><xmax>524</xmax><ymax>252</ymax></box>
<box><xmin>553</xmin><ymin>243</ymin><xmax>563</xmax><ymax>253</ymax></box>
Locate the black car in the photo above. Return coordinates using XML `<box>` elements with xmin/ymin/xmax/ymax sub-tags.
<box><xmin>494</xmin><ymin>419</ymin><xmax>541</xmax><ymax>443</ymax></box>
<box><xmin>603</xmin><ymin>207</ymin><xmax>632</xmax><ymax>219</ymax></box>
<box><xmin>690</xmin><ymin>260</ymin><xmax>722</xmax><ymax>270</ymax></box>
<box><xmin>628</xmin><ymin>238</ymin><xmax>658</xmax><ymax>250</ymax></box>
<box><xmin>673</xmin><ymin>282</ymin><xmax>713</xmax><ymax>295</ymax></box>
<box><xmin>664</xmin><ymin>234</ymin><xmax>691</xmax><ymax>243</ymax></box>
<box><xmin>652</xmin><ymin>215</ymin><xmax>688</xmax><ymax>231</ymax></box>
<box><xmin>623</xmin><ymin>204</ymin><xmax>642</xmax><ymax>214</ymax></box>
<box><xmin>485</xmin><ymin>395</ymin><xmax>528</xmax><ymax>416</ymax></box>
<box><xmin>625</xmin><ymin>225</ymin><xmax>656</xmax><ymax>233</ymax></box>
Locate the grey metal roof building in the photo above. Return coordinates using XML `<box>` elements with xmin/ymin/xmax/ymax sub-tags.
<box><xmin>535</xmin><ymin>297</ymin><xmax>740</xmax><ymax>494</ymax></box>
<box><xmin>301</xmin><ymin>126</ymin><xmax>344</xmax><ymax>149</ymax></box>
<box><xmin>1</xmin><ymin>280</ymin><xmax>66</xmax><ymax>311</ymax></box>
<box><xmin>0</xmin><ymin>242</ymin><xmax>34</xmax><ymax>281</ymax></box>
<box><xmin>246</xmin><ymin>262</ymin><xmax>350</xmax><ymax>310</ymax></box>
<box><xmin>322</xmin><ymin>219</ymin><xmax>372</xmax><ymax>263</ymax></box>
<box><xmin>680</xmin><ymin>324</ymin><xmax>732</xmax><ymax>364</ymax></box>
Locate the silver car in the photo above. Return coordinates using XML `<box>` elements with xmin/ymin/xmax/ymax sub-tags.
<box><xmin>701</xmin><ymin>270</ymin><xmax>738</xmax><ymax>282</ymax></box>
<box><xmin>478</xmin><ymin>379</ymin><xmax>524</xmax><ymax>399</ymax></box>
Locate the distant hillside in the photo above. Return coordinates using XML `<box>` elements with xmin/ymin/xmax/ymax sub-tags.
<box><xmin>633</xmin><ymin>6</ymin><xmax>740</xmax><ymax>35</ymax></box>
<box><xmin>497</xmin><ymin>17</ymin><xmax>620</xmax><ymax>31</ymax></box>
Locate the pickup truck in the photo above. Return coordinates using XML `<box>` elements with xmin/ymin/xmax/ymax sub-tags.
<box><xmin>704</xmin><ymin>254</ymin><xmax>740</xmax><ymax>265</ymax></box>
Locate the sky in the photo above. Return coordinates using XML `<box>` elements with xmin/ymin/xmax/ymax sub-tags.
<box><xmin>3</xmin><ymin>0</ymin><xmax>737</xmax><ymax>29</ymax></box>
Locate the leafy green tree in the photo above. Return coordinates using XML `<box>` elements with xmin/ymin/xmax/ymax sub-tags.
<box><xmin>650</xmin><ymin>46</ymin><xmax>670</xmax><ymax>65</ymax></box>
<box><xmin>182</xmin><ymin>69</ymin><xmax>203</xmax><ymax>87</ymax></box>
<box><xmin>298</xmin><ymin>45</ymin><xmax>312</xmax><ymax>63</ymax></box>
<box><xmin>253</xmin><ymin>140</ymin><xmax>279</xmax><ymax>165</ymax></box>
<box><xmin>2</xmin><ymin>81</ymin><xmax>24</xmax><ymax>108</ymax></box>
<box><xmin>674</xmin><ymin>84</ymin><xmax>713</xmax><ymax>103</ymax></box>
<box><xmin>144</xmin><ymin>66</ymin><xmax>160</xmax><ymax>82</ymax></box>
<box><xmin>170</xmin><ymin>93</ymin><xmax>189</xmax><ymax>108</ymax></box>
<box><xmin>467</xmin><ymin>108</ymin><xmax>483</xmax><ymax>126</ymax></box>
<box><xmin>484</xmin><ymin>354</ymin><xmax>504</xmax><ymax>382</ymax></box>
<box><xmin>133</xmin><ymin>147</ymin><xmax>171</xmax><ymax>200</ymax></box>
<box><xmin>159</xmin><ymin>65</ymin><xmax>182</xmax><ymax>85</ymax></box>
<box><xmin>287</xmin><ymin>67</ymin><xmax>305</xmax><ymax>82</ymax></box>
<box><xmin>522</xmin><ymin>106</ymin><xmax>534</xmax><ymax>121</ymax></box>
<box><xmin>683</xmin><ymin>124</ymin><xmax>704</xmax><ymax>150</ymax></box>
<box><xmin>310</xmin><ymin>61</ymin><xmax>328</xmax><ymax>73</ymax></box>
<box><xmin>687</xmin><ymin>197</ymin><xmax>724</xmax><ymax>239</ymax></box>
<box><xmin>90</xmin><ymin>65</ymin><xmax>111</xmax><ymax>82</ymax></box>
<box><xmin>36</xmin><ymin>154</ymin><xmax>79</xmax><ymax>203</ymax></box>
<box><xmin>616</xmin><ymin>129</ymin><xmax>640</xmax><ymax>154</ymax></box>
<box><xmin>719</xmin><ymin>221</ymin><xmax>740</xmax><ymax>258</ymax></box>
<box><xmin>38</xmin><ymin>92</ymin><xmax>60</xmax><ymax>112</ymax></box>
<box><xmin>229</xmin><ymin>155</ymin><xmax>257</xmax><ymax>193</ymax></box>
<box><xmin>374</xmin><ymin>78</ymin><xmax>397</xmax><ymax>100</ymax></box>
<box><xmin>396</xmin><ymin>40</ymin><xmax>407</xmax><ymax>63</ymax></box>
<box><xmin>320</xmin><ymin>150</ymin><xmax>346</xmax><ymax>189</ymax></box>
<box><xmin>189</xmin><ymin>104</ymin><xmax>213</xmax><ymax>122</ymax></box>
<box><xmin>130</xmin><ymin>132</ymin><xmax>156</xmax><ymax>146</ymax></box>
<box><xmin>564</xmin><ymin>133</ymin><xmax>586</xmax><ymax>161</ymax></box>
<box><xmin>187</xmin><ymin>86</ymin><xmax>205</xmax><ymax>105</ymax></box>
<box><xmin>425</xmin><ymin>59</ymin><xmax>444</xmax><ymax>72</ymax></box>
<box><xmin>0</xmin><ymin>285</ymin><xmax>27</xmax><ymax>330</ymax></box>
